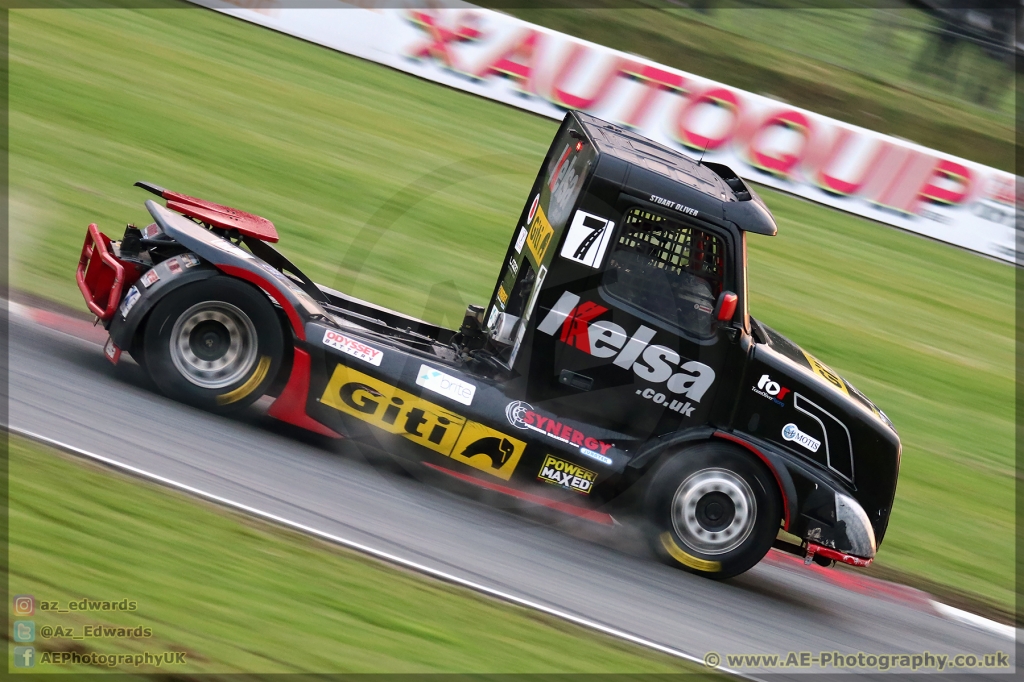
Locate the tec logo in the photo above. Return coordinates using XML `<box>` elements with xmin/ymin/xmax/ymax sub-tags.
<box><xmin>752</xmin><ymin>374</ymin><xmax>791</xmax><ymax>406</ymax></box>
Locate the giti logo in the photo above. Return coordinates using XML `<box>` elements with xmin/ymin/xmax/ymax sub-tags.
<box><xmin>537</xmin><ymin>455</ymin><xmax>596</xmax><ymax>494</ymax></box>
<box><xmin>321</xmin><ymin>364</ymin><xmax>525</xmax><ymax>480</ymax></box>
<box><xmin>537</xmin><ymin>291</ymin><xmax>715</xmax><ymax>402</ymax></box>
<box><xmin>753</xmin><ymin>374</ymin><xmax>791</xmax><ymax>406</ymax></box>
<box><xmin>526</xmin><ymin>203</ymin><xmax>554</xmax><ymax>265</ymax></box>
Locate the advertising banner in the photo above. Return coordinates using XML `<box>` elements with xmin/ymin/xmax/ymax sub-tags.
<box><xmin>197</xmin><ymin>0</ymin><xmax>1018</xmax><ymax>263</ymax></box>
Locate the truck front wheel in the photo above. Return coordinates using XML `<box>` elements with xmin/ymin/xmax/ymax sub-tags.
<box><xmin>646</xmin><ymin>442</ymin><xmax>781</xmax><ymax>579</ymax></box>
<box><xmin>142</xmin><ymin>277</ymin><xmax>285</xmax><ymax>413</ymax></box>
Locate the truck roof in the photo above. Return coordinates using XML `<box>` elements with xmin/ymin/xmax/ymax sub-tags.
<box><xmin>573</xmin><ymin>111</ymin><xmax>778</xmax><ymax>236</ymax></box>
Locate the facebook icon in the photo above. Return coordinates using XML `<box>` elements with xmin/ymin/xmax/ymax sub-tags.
<box><xmin>14</xmin><ymin>646</ymin><xmax>35</xmax><ymax>668</ymax></box>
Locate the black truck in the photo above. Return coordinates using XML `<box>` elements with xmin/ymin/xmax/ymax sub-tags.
<box><xmin>77</xmin><ymin>111</ymin><xmax>900</xmax><ymax>579</ymax></box>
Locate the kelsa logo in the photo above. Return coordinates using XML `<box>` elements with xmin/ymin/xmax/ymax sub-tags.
<box><xmin>537</xmin><ymin>455</ymin><xmax>596</xmax><ymax>495</ymax></box>
<box><xmin>752</xmin><ymin>374</ymin><xmax>790</xmax><ymax>406</ymax></box>
<box><xmin>537</xmin><ymin>291</ymin><xmax>715</xmax><ymax>402</ymax></box>
<box><xmin>321</xmin><ymin>365</ymin><xmax>525</xmax><ymax>480</ymax></box>
<box><xmin>506</xmin><ymin>401</ymin><xmax>613</xmax><ymax>465</ymax></box>
<box><xmin>547</xmin><ymin>143</ymin><xmax>584</xmax><ymax>226</ymax></box>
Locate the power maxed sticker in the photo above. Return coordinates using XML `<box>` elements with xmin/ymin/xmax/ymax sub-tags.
<box><xmin>537</xmin><ymin>455</ymin><xmax>596</xmax><ymax>494</ymax></box>
<box><xmin>320</xmin><ymin>364</ymin><xmax>524</xmax><ymax>480</ymax></box>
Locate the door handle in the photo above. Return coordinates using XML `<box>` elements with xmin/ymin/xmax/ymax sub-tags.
<box><xmin>559</xmin><ymin>369</ymin><xmax>594</xmax><ymax>391</ymax></box>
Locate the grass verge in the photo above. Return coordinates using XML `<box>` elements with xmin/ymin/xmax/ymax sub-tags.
<box><xmin>8</xmin><ymin>6</ymin><xmax>1014</xmax><ymax>612</ymax></box>
<box><xmin>7</xmin><ymin>435</ymin><xmax>717</xmax><ymax>675</ymax></box>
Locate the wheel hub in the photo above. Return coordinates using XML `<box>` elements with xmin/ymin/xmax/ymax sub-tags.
<box><xmin>169</xmin><ymin>301</ymin><xmax>258</xmax><ymax>390</ymax></box>
<box><xmin>671</xmin><ymin>468</ymin><xmax>757</xmax><ymax>555</ymax></box>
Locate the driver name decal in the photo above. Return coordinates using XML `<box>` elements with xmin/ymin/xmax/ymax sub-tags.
<box><xmin>321</xmin><ymin>364</ymin><xmax>525</xmax><ymax>480</ymax></box>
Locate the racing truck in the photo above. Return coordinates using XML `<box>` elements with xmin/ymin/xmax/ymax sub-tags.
<box><xmin>76</xmin><ymin>111</ymin><xmax>900</xmax><ymax>579</ymax></box>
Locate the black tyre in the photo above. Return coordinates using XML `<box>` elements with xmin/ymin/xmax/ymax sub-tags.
<box><xmin>142</xmin><ymin>277</ymin><xmax>285</xmax><ymax>412</ymax></box>
<box><xmin>646</xmin><ymin>442</ymin><xmax>781</xmax><ymax>580</ymax></box>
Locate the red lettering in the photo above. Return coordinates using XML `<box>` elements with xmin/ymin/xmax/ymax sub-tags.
<box><xmin>406</xmin><ymin>10</ymin><xmax>482</xmax><ymax>70</ymax></box>
<box><xmin>776</xmin><ymin>387</ymin><xmax>791</xmax><ymax>400</ymax></box>
<box><xmin>872</xmin><ymin>150</ymin><xmax>936</xmax><ymax>214</ymax></box>
<box><xmin>548</xmin><ymin>144</ymin><xmax>572</xmax><ymax>192</ymax></box>
<box><xmin>559</xmin><ymin>302</ymin><xmax>608</xmax><ymax>353</ymax></box>
<box><xmin>523</xmin><ymin>411</ymin><xmax>537</xmax><ymax>426</ymax></box>
<box><xmin>815</xmin><ymin>129</ymin><xmax>887</xmax><ymax>197</ymax></box>
<box><xmin>918</xmin><ymin>159</ymin><xmax>973</xmax><ymax>206</ymax></box>
<box><xmin>598</xmin><ymin>442</ymin><xmax>613</xmax><ymax>455</ymax></box>
<box><xmin>549</xmin><ymin>42</ymin><xmax>623</xmax><ymax>110</ymax></box>
<box><xmin>672</xmin><ymin>87</ymin><xmax>741</xmax><ymax>151</ymax></box>
<box><xmin>747</xmin><ymin>110</ymin><xmax>812</xmax><ymax>179</ymax></box>
<box><xmin>618</xmin><ymin>63</ymin><xmax>687</xmax><ymax>129</ymax></box>
<box><xmin>583</xmin><ymin>437</ymin><xmax>599</xmax><ymax>450</ymax></box>
<box><xmin>570</xmin><ymin>430</ymin><xmax>585</xmax><ymax>446</ymax></box>
<box><xmin>534</xmin><ymin>415</ymin><xmax>548</xmax><ymax>431</ymax></box>
<box><xmin>473</xmin><ymin>27</ymin><xmax>540</xmax><ymax>90</ymax></box>
<box><xmin>560</xmin><ymin>424</ymin><xmax>575</xmax><ymax>440</ymax></box>
<box><xmin>546</xmin><ymin>420</ymin><xmax>562</xmax><ymax>436</ymax></box>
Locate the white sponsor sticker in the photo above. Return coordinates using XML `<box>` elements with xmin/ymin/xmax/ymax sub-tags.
<box><xmin>416</xmin><ymin>364</ymin><xmax>476</xmax><ymax>406</ymax></box>
<box><xmin>514</xmin><ymin>227</ymin><xmax>528</xmax><ymax>254</ymax></box>
<box><xmin>561</xmin><ymin>211</ymin><xmax>615</xmax><ymax>268</ymax></box>
<box><xmin>119</xmin><ymin>285</ymin><xmax>141</xmax><ymax>318</ymax></box>
<box><xmin>322</xmin><ymin>329</ymin><xmax>384</xmax><ymax>366</ymax></box>
<box><xmin>139</xmin><ymin>269</ymin><xmax>160</xmax><ymax>288</ymax></box>
<box><xmin>782</xmin><ymin>423</ymin><xmax>821</xmax><ymax>453</ymax></box>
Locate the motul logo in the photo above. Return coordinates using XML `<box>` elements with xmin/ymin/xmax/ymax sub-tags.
<box><xmin>537</xmin><ymin>291</ymin><xmax>715</xmax><ymax>402</ymax></box>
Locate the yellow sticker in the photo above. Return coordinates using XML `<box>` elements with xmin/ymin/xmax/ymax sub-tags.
<box><xmin>801</xmin><ymin>351</ymin><xmax>849</xmax><ymax>395</ymax></box>
<box><xmin>660</xmin><ymin>532</ymin><xmax>721</xmax><ymax>573</ymax></box>
<box><xmin>526</xmin><ymin>203</ymin><xmax>554</xmax><ymax>265</ymax></box>
<box><xmin>497</xmin><ymin>283</ymin><xmax>509</xmax><ymax>306</ymax></box>
<box><xmin>450</xmin><ymin>421</ymin><xmax>525</xmax><ymax>481</ymax></box>
<box><xmin>321</xmin><ymin>364</ymin><xmax>524</xmax><ymax>480</ymax></box>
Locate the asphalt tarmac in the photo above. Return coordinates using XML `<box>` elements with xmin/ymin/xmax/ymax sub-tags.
<box><xmin>7</xmin><ymin>310</ymin><xmax>1017</xmax><ymax>678</ymax></box>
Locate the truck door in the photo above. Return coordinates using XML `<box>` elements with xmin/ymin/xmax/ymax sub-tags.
<box><xmin>522</xmin><ymin>202</ymin><xmax>740</xmax><ymax>440</ymax></box>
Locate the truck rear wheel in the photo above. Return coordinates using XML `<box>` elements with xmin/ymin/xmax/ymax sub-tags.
<box><xmin>646</xmin><ymin>442</ymin><xmax>780</xmax><ymax>579</ymax></box>
<box><xmin>142</xmin><ymin>277</ymin><xmax>285</xmax><ymax>412</ymax></box>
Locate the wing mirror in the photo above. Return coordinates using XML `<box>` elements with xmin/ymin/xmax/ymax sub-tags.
<box><xmin>713</xmin><ymin>291</ymin><xmax>738</xmax><ymax>322</ymax></box>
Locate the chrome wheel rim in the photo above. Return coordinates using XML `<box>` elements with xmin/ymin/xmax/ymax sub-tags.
<box><xmin>169</xmin><ymin>301</ymin><xmax>258</xmax><ymax>389</ymax></box>
<box><xmin>671</xmin><ymin>468</ymin><xmax>757</xmax><ymax>555</ymax></box>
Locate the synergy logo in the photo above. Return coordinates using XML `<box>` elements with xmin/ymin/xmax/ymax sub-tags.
<box><xmin>782</xmin><ymin>423</ymin><xmax>821</xmax><ymax>453</ymax></box>
<box><xmin>752</xmin><ymin>374</ymin><xmax>791</xmax><ymax>406</ymax></box>
<box><xmin>537</xmin><ymin>455</ymin><xmax>597</xmax><ymax>494</ymax></box>
<box><xmin>416</xmin><ymin>364</ymin><xmax>476</xmax><ymax>406</ymax></box>
<box><xmin>505</xmin><ymin>400</ymin><xmax>614</xmax><ymax>465</ymax></box>
<box><xmin>322</xmin><ymin>365</ymin><xmax>523</xmax><ymax>480</ymax></box>
<box><xmin>537</xmin><ymin>291</ymin><xmax>715</xmax><ymax>401</ymax></box>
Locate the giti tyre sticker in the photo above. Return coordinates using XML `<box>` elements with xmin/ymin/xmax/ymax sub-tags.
<box><xmin>216</xmin><ymin>356</ymin><xmax>272</xmax><ymax>406</ymax></box>
<box><xmin>560</xmin><ymin>211</ymin><xmax>615</xmax><ymax>268</ymax></box>
<box><xmin>321</xmin><ymin>364</ymin><xmax>525</xmax><ymax>480</ymax></box>
<box><xmin>660</xmin><ymin>532</ymin><xmax>721</xmax><ymax>572</ymax></box>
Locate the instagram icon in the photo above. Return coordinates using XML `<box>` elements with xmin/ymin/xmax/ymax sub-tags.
<box><xmin>12</xmin><ymin>595</ymin><xmax>34</xmax><ymax>616</ymax></box>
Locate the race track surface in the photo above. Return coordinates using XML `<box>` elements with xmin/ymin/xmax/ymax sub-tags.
<box><xmin>8</xmin><ymin>310</ymin><xmax>1017</xmax><ymax>678</ymax></box>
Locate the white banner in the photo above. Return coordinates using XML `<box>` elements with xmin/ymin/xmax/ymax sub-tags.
<box><xmin>196</xmin><ymin>0</ymin><xmax>1018</xmax><ymax>263</ymax></box>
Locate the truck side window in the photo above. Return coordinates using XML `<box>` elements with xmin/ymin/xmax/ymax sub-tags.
<box><xmin>602</xmin><ymin>208</ymin><xmax>724</xmax><ymax>339</ymax></box>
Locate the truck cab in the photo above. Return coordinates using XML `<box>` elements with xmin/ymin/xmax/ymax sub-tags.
<box><xmin>83</xmin><ymin>111</ymin><xmax>900</xmax><ymax>580</ymax></box>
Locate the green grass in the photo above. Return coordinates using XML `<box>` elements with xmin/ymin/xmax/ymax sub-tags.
<box><xmin>8</xmin><ymin>7</ymin><xmax>1014</xmax><ymax>611</ymax></box>
<box><xmin>504</xmin><ymin>4</ymin><xmax>1014</xmax><ymax>171</ymax></box>
<box><xmin>7</xmin><ymin>436</ymin><xmax>716</xmax><ymax>675</ymax></box>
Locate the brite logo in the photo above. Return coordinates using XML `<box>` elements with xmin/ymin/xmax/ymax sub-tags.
<box><xmin>537</xmin><ymin>291</ymin><xmax>715</xmax><ymax>402</ymax></box>
<box><xmin>753</xmin><ymin>374</ymin><xmax>790</xmax><ymax>406</ymax></box>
